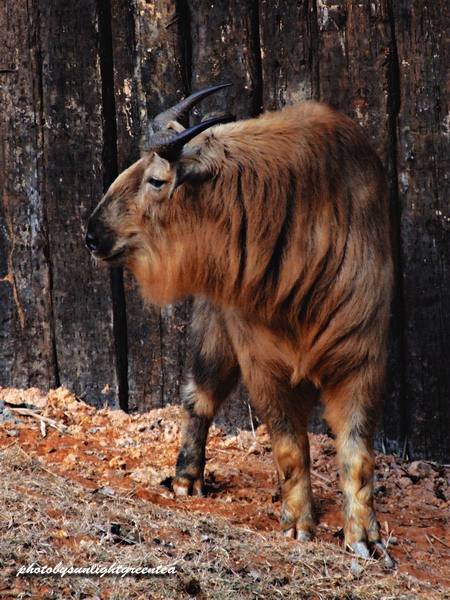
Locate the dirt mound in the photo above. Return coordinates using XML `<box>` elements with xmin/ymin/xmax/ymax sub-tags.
<box><xmin>0</xmin><ymin>386</ymin><xmax>449</xmax><ymax>598</ymax></box>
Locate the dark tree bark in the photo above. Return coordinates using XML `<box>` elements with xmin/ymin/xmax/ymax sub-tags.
<box><xmin>36</xmin><ymin>0</ymin><xmax>118</xmax><ymax>406</ymax></box>
<box><xmin>393</xmin><ymin>0</ymin><xmax>450</xmax><ymax>461</ymax></box>
<box><xmin>0</xmin><ymin>2</ymin><xmax>56</xmax><ymax>390</ymax></box>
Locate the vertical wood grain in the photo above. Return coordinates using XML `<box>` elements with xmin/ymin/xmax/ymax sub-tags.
<box><xmin>37</xmin><ymin>0</ymin><xmax>118</xmax><ymax>406</ymax></box>
<box><xmin>0</xmin><ymin>1</ymin><xmax>57</xmax><ymax>390</ymax></box>
<box><xmin>394</xmin><ymin>0</ymin><xmax>450</xmax><ymax>461</ymax></box>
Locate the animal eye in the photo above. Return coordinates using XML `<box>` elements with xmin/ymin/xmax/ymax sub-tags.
<box><xmin>148</xmin><ymin>177</ymin><xmax>166</xmax><ymax>189</ymax></box>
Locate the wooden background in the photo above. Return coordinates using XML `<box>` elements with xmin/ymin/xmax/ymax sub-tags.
<box><xmin>0</xmin><ymin>0</ymin><xmax>449</xmax><ymax>461</ymax></box>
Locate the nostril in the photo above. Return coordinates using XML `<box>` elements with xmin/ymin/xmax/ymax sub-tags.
<box><xmin>86</xmin><ymin>232</ymin><xmax>100</xmax><ymax>252</ymax></box>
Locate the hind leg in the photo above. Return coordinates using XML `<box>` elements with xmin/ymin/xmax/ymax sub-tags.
<box><xmin>243</xmin><ymin>368</ymin><xmax>318</xmax><ymax>540</ymax></box>
<box><xmin>272</xmin><ymin>418</ymin><xmax>316</xmax><ymax>541</ymax></box>
<box><xmin>173</xmin><ymin>301</ymin><xmax>239</xmax><ymax>497</ymax></box>
<box><xmin>322</xmin><ymin>369</ymin><xmax>394</xmax><ymax>566</ymax></box>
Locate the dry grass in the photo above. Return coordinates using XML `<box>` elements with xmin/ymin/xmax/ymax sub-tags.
<box><xmin>0</xmin><ymin>444</ymin><xmax>448</xmax><ymax>600</ymax></box>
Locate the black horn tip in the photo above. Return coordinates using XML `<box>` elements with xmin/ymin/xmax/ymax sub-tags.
<box><xmin>207</xmin><ymin>82</ymin><xmax>233</xmax><ymax>91</ymax></box>
<box><xmin>152</xmin><ymin>113</ymin><xmax>236</xmax><ymax>162</ymax></box>
<box><xmin>151</xmin><ymin>83</ymin><xmax>233</xmax><ymax>132</ymax></box>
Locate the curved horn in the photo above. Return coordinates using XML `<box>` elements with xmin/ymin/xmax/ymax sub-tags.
<box><xmin>152</xmin><ymin>83</ymin><xmax>232</xmax><ymax>132</ymax></box>
<box><xmin>152</xmin><ymin>114</ymin><xmax>236</xmax><ymax>162</ymax></box>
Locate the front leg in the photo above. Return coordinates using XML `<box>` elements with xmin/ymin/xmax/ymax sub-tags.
<box><xmin>173</xmin><ymin>380</ymin><xmax>220</xmax><ymax>497</ymax></box>
<box><xmin>173</xmin><ymin>301</ymin><xmax>239</xmax><ymax>497</ymax></box>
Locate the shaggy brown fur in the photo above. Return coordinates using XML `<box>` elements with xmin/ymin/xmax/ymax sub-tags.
<box><xmin>87</xmin><ymin>99</ymin><xmax>393</xmax><ymax>563</ymax></box>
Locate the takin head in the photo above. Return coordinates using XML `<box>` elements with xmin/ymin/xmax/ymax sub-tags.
<box><xmin>86</xmin><ymin>84</ymin><xmax>235</xmax><ymax>303</ymax></box>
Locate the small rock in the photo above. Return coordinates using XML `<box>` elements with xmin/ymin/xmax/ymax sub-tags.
<box><xmin>350</xmin><ymin>558</ymin><xmax>364</xmax><ymax>577</ymax></box>
<box><xmin>408</xmin><ymin>460</ymin><xmax>433</xmax><ymax>480</ymax></box>
<box><xmin>62</xmin><ymin>453</ymin><xmax>78</xmax><ymax>468</ymax></box>
<box><xmin>0</xmin><ymin>404</ymin><xmax>19</xmax><ymax>423</ymax></box>
<box><xmin>423</xmin><ymin>479</ymin><xmax>435</xmax><ymax>492</ymax></box>
<box><xmin>98</xmin><ymin>487</ymin><xmax>116</xmax><ymax>497</ymax></box>
<box><xmin>248</xmin><ymin>569</ymin><xmax>261</xmax><ymax>581</ymax></box>
<box><xmin>87</xmin><ymin>427</ymin><xmax>101</xmax><ymax>434</ymax></box>
<box><xmin>398</xmin><ymin>476</ymin><xmax>413</xmax><ymax>488</ymax></box>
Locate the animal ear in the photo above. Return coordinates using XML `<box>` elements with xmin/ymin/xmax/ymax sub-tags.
<box><xmin>168</xmin><ymin>159</ymin><xmax>209</xmax><ymax>200</ymax></box>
